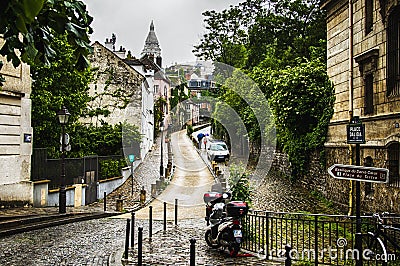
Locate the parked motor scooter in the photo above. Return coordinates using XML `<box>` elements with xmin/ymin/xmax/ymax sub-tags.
<box><xmin>203</xmin><ymin>192</ymin><xmax>248</xmax><ymax>257</ymax></box>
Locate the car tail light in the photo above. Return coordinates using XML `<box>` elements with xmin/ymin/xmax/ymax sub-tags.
<box><xmin>233</xmin><ymin>219</ymin><xmax>240</xmax><ymax>225</ymax></box>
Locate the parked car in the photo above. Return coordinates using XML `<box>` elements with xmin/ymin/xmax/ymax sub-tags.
<box><xmin>207</xmin><ymin>140</ymin><xmax>229</xmax><ymax>162</ymax></box>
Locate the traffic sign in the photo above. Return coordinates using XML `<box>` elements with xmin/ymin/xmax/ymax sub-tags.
<box><xmin>128</xmin><ymin>154</ymin><xmax>135</xmax><ymax>163</ymax></box>
<box><xmin>328</xmin><ymin>164</ymin><xmax>389</xmax><ymax>183</ymax></box>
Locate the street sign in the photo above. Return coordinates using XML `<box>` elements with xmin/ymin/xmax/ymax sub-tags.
<box><xmin>128</xmin><ymin>154</ymin><xmax>135</xmax><ymax>163</ymax></box>
<box><xmin>328</xmin><ymin>164</ymin><xmax>389</xmax><ymax>183</ymax></box>
<box><xmin>347</xmin><ymin>116</ymin><xmax>365</xmax><ymax>144</ymax></box>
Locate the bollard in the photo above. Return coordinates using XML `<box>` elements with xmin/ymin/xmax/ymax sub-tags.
<box><xmin>130</xmin><ymin>212</ymin><xmax>135</xmax><ymax>249</ymax></box>
<box><xmin>174</xmin><ymin>198</ymin><xmax>178</xmax><ymax>226</ymax></box>
<box><xmin>163</xmin><ymin>201</ymin><xmax>167</xmax><ymax>231</ymax></box>
<box><xmin>149</xmin><ymin>206</ymin><xmax>153</xmax><ymax>240</ymax></box>
<box><xmin>140</xmin><ymin>186</ymin><xmax>146</xmax><ymax>205</ymax></box>
<box><xmin>138</xmin><ymin>227</ymin><xmax>143</xmax><ymax>266</ymax></box>
<box><xmin>103</xmin><ymin>191</ymin><xmax>106</xmax><ymax>212</ymax></box>
<box><xmin>116</xmin><ymin>194</ymin><xmax>123</xmax><ymax>212</ymax></box>
<box><xmin>190</xmin><ymin>238</ymin><xmax>196</xmax><ymax>266</ymax></box>
<box><xmin>151</xmin><ymin>184</ymin><xmax>157</xmax><ymax>197</ymax></box>
<box><xmin>124</xmin><ymin>219</ymin><xmax>130</xmax><ymax>260</ymax></box>
<box><xmin>285</xmin><ymin>244</ymin><xmax>292</xmax><ymax>266</ymax></box>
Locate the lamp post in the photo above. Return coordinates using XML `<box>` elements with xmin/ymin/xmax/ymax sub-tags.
<box><xmin>57</xmin><ymin>106</ymin><xmax>70</xmax><ymax>214</ymax></box>
<box><xmin>159</xmin><ymin>121</ymin><xmax>164</xmax><ymax>181</ymax></box>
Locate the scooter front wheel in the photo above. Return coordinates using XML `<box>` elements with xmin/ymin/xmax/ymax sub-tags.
<box><xmin>205</xmin><ymin>230</ymin><xmax>221</xmax><ymax>248</ymax></box>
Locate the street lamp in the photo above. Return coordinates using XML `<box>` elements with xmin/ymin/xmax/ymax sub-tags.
<box><xmin>160</xmin><ymin>121</ymin><xmax>164</xmax><ymax>180</ymax></box>
<box><xmin>57</xmin><ymin>106</ymin><xmax>70</xmax><ymax>214</ymax></box>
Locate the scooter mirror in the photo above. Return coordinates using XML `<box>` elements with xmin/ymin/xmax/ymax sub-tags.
<box><xmin>222</xmin><ymin>193</ymin><xmax>229</xmax><ymax>199</ymax></box>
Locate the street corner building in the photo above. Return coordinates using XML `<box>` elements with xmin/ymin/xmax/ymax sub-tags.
<box><xmin>0</xmin><ymin>38</ymin><xmax>33</xmax><ymax>207</ymax></box>
<box><xmin>320</xmin><ymin>0</ymin><xmax>400</xmax><ymax>213</ymax></box>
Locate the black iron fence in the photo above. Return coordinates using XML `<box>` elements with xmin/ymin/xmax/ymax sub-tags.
<box><xmin>242</xmin><ymin>210</ymin><xmax>400</xmax><ymax>265</ymax></box>
<box><xmin>31</xmin><ymin>148</ymin><xmax>124</xmax><ymax>189</ymax></box>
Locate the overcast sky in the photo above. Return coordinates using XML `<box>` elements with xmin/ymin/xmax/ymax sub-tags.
<box><xmin>83</xmin><ymin>0</ymin><xmax>243</xmax><ymax>67</ymax></box>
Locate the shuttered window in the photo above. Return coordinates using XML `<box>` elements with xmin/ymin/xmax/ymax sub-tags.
<box><xmin>387</xmin><ymin>6</ymin><xmax>400</xmax><ymax>96</ymax></box>
<box><xmin>388</xmin><ymin>142</ymin><xmax>400</xmax><ymax>187</ymax></box>
<box><xmin>364</xmin><ymin>74</ymin><xmax>374</xmax><ymax>114</ymax></box>
<box><xmin>365</xmin><ymin>0</ymin><xmax>373</xmax><ymax>34</ymax></box>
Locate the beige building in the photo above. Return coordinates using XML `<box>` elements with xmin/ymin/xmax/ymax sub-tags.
<box><xmin>0</xmin><ymin>42</ymin><xmax>33</xmax><ymax>206</ymax></box>
<box><xmin>321</xmin><ymin>0</ymin><xmax>400</xmax><ymax>212</ymax></box>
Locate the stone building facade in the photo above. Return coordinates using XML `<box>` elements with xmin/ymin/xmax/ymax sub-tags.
<box><xmin>86</xmin><ymin>41</ymin><xmax>153</xmax><ymax>160</ymax></box>
<box><xmin>320</xmin><ymin>0</ymin><xmax>400</xmax><ymax>213</ymax></box>
<box><xmin>0</xmin><ymin>41</ymin><xmax>33</xmax><ymax>206</ymax></box>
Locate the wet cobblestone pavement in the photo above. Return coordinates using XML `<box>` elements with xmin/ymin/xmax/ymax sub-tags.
<box><xmin>125</xmin><ymin>218</ymin><xmax>284</xmax><ymax>266</ymax></box>
<box><xmin>0</xmin><ymin>129</ymin><xmax>337</xmax><ymax>265</ymax></box>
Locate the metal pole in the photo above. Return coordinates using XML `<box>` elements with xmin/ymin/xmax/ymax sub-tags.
<box><xmin>59</xmin><ymin>124</ymin><xmax>66</xmax><ymax>214</ymax></box>
<box><xmin>149</xmin><ymin>206</ymin><xmax>153</xmax><ymax>240</ymax></box>
<box><xmin>285</xmin><ymin>244</ymin><xmax>292</xmax><ymax>266</ymax></box>
<box><xmin>103</xmin><ymin>191</ymin><xmax>106</xmax><ymax>212</ymax></box>
<box><xmin>163</xmin><ymin>201</ymin><xmax>167</xmax><ymax>231</ymax></box>
<box><xmin>160</xmin><ymin>127</ymin><xmax>164</xmax><ymax>178</ymax></box>
<box><xmin>190</xmin><ymin>238</ymin><xmax>196</xmax><ymax>266</ymax></box>
<box><xmin>175</xmin><ymin>198</ymin><xmax>178</xmax><ymax>226</ymax></box>
<box><xmin>131</xmin><ymin>161</ymin><xmax>134</xmax><ymax>195</ymax></box>
<box><xmin>138</xmin><ymin>227</ymin><xmax>143</xmax><ymax>266</ymax></box>
<box><xmin>355</xmin><ymin>143</ymin><xmax>362</xmax><ymax>266</ymax></box>
<box><xmin>124</xmin><ymin>219</ymin><xmax>130</xmax><ymax>260</ymax></box>
<box><xmin>130</xmin><ymin>212</ymin><xmax>135</xmax><ymax>249</ymax></box>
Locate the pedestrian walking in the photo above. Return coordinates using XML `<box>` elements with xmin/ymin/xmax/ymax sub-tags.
<box><xmin>203</xmin><ymin>136</ymin><xmax>207</xmax><ymax>149</ymax></box>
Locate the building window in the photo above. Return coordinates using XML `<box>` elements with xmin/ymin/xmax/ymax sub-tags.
<box><xmin>388</xmin><ymin>142</ymin><xmax>400</xmax><ymax>186</ymax></box>
<box><xmin>387</xmin><ymin>6</ymin><xmax>400</xmax><ymax>96</ymax></box>
<box><xmin>154</xmin><ymin>85</ymin><xmax>159</xmax><ymax>94</ymax></box>
<box><xmin>364</xmin><ymin>74</ymin><xmax>374</xmax><ymax>114</ymax></box>
<box><xmin>365</xmin><ymin>0</ymin><xmax>373</xmax><ymax>34</ymax></box>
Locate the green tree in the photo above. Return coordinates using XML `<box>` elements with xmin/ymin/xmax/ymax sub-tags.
<box><xmin>0</xmin><ymin>0</ymin><xmax>93</xmax><ymax>86</ymax></box>
<box><xmin>252</xmin><ymin>59</ymin><xmax>335</xmax><ymax>179</ymax></box>
<box><xmin>193</xmin><ymin>6</ymin><xmax>248</xmax><ymax>68</ymax></box>
<box><xmin>30</xmin><ymin>34</ymin><xmax>92</xmax><ymax>154</ymax></box>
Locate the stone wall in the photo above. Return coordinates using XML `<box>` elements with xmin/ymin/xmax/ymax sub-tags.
<box><xmin>271</xmin><ymin>146</ymin><xmax>400</xmax><ymax>214</ymax></box>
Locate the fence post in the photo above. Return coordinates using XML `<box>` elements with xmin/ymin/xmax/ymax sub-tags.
<box><xmin>103</xmin><ymin>191</ymin><xmax>106</xmax><ymax>212</ymax></box>
<box><xmin>285</xmin><ymin>244</ymin><xmax>292</xmax><ymax>266</ymax></box>
<box><xmin>175</xmin><ymin>198</ymin><xmax>178</xmax><ymax>226</ymax></box>
<box><xmin>163</xmin><ymin>201</ymin><xmax>167</xmax><ymax>231</ymax></box>
<box><xmin>314</xmin><ymin>215</ymin><xmax>318</xmax><ymax>266</ymax></box>
<box><xmin>266</xmin><ymin>212</ymin><xmax>270</xmax><ymax>260</ymax></box>
<box><xmin>130</xmin><ymin>212</ymin><xmax>135</xmax><ymax>249</ymax></box>
<box><xmin>190</xmin><ymin>238</ymin><xmax>196</xmax><ymax>266</ymax></box>
<box><xmin>149</xmin><ymin>206</ymin><xmax>153</xmax><ymax>240</ymax></box>
<box><xmin>124</xmin><ymin>219</ymin><xmax>130</xmax><ymax>260</ymax></box>
<box><xmin>138</xmin><ymin>227</ymin><xmax>143</xmax><ymax>266</ymax></box>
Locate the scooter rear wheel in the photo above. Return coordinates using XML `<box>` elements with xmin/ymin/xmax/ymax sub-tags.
<box><xmin>205</xmin><ymin>230</ymin><xmax>221</xmax><ymax>248</ymax></box>
<box><xmin>229</xmin><ymin>243</ymin><xmax>240</xmax><ymax>257</ymax></box>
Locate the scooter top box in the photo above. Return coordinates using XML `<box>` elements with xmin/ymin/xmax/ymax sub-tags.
<box><xmin>226</xmin><ymin>201</ymin><xmax>248</xmax><ymax>217</ymax></box>
<box><xmin>203</xmin><ymin>192</ymin><xmax>222</xmax><ymax>203</ymax></box>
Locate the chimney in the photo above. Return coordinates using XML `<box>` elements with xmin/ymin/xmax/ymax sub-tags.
<box><xmin>105</xmin><ymin>33</ymin><xmax>116</xmax><ymax>51</ymax></box>
<box><xmin>156</xmin><ymin>56</ymin><xmax>162</xmax><ymax>68</ymax></box>
<box><xmin>114</xmin><ymin>46</ymin><xmax>126</xmax><ymax>59</ymax></box>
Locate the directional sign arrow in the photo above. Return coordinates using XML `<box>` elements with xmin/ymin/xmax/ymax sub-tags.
<box><xmin>328</xmin><ymin>164</ymin><xmax>389</xmax><ymax>183</ymax></box>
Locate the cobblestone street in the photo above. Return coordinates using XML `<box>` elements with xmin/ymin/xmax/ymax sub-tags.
<box><xmin>0</xmin><ymin>129</ymin><xmax>335</xmax><ymax>265</ymax></box>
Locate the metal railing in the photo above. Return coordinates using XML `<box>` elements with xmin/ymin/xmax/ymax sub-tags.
<box><xmin>242</xmin><ymin>210</ymin><xmax>393</xmax><ymax>265</ymax></box>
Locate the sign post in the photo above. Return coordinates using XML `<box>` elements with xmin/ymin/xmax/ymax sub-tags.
<box><xmin>129</xmin><ymin>154</ymin><xmax>135</xmax><ymax>195</ymax></box>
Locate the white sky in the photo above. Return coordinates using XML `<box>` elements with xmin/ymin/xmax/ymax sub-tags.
<box><xmin>83</xmin><ymin>0</ymin><xmax>243</xmax><ymax>67</ymax></box>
